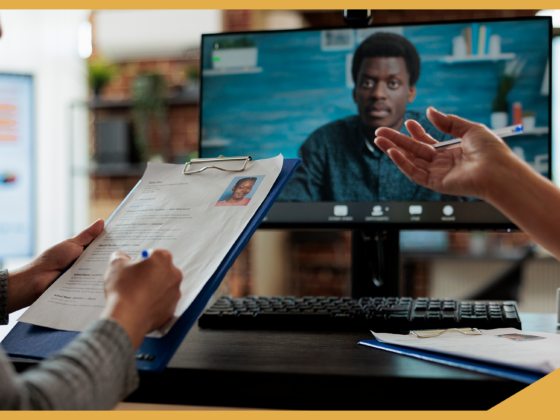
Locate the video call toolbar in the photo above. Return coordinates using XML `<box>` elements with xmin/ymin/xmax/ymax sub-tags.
<box><xmin>263</xmin><ymin>202</ymin><xmax>511</xmax><ymax>225</ymax></box>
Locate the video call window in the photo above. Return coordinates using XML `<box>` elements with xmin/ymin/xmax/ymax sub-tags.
<box><xmin>201</xmin><ymin>19</ymin><xmax>550</xmax><ymax>205</ymax></box>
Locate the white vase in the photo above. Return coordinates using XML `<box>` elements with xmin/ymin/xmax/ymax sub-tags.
<box><xmin>452</xmin><ymin>35</ymin><xmax>467</xmax><ymax>59</ymax></box>
<box><xmin>522</xmin><ymin>115</ymin><xmax>536</xmax><ymax>131</ymax></box>
<box><xmin>491</xmin><ymin>112</ymin><xmax>508</xmax><ymax>130</ymax></box>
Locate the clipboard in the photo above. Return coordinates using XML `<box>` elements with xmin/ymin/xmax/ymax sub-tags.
<box><xmin>359</xmin><ymin>339</ymin><xmax>545</xmax><ymax>384</ymax></box>
<box><xmin>2</xmin><ymin>157</ymin><xmax>301</xmax><ymax>373</ymax></box>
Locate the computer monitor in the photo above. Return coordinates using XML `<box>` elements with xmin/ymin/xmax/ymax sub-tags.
<box><xmin>199</xmin><ymin>17</ymin><xmax>552</xmax><ymax>296</ymax></box>
<box><xmin>0</xmin><ymin>73</ymin><xmax>35</xmax><ymax>260</ymax></box>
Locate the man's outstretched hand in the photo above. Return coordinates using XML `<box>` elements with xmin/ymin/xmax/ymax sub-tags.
<box><xmin>7</xmin><ymin>219</ymin><xmax>105</xmax><ymax>313</ymax></box>
<box><xmin>374</xmin><ymin>107</ymin><xmax>517</xmax><ymax>200</ymax></box>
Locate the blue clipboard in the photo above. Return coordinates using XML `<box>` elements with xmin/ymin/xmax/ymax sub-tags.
<box><xmin>2</xmin><ymin>158</ymin><xmax>301</xmax><ymax>373</ymax></box>
<box><xmin>359</xmin><ymin>339</ymin><xmax>545</xmax><ymax>384</ymax></box>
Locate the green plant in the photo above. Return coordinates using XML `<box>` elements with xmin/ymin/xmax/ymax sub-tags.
<box><xmin>88</xmin><ymin>58</ymin><xmax>116</xmax><ymax>96</ymax></box>
<box><xmin>186</xmin><ymin>65</ymin><xmax>200</xmax><ymax>82</ymax></box>
<box><xmin>492</xmin><ymin>59</ymin><xmax>526</xmax><ymax>113</ymax></box>
<box><xmin>212</xmin><ymin>37</ymin><xmax>256</xmax><ymax>50</ymax></box>
<box><xmin>131</xmin><ymin>72</ymin><xmax>168</xmax><ymax>161</ymax></box>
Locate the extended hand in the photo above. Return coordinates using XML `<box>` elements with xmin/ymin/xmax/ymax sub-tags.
<box><xmin>7</xmin><ymin>219</ymin><xmax>104</xmax><ymax>313</ymax></box>
<box><xmin>374</xmin><ymin>107</ymin><xmax>516</xmax><ymax>200</ymax></box>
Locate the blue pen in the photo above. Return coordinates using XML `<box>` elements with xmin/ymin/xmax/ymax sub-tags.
<box><xmin>141</xmin><ymin>250</ymin><xmax>150</xmax><ymax>260</ymax></box>
<box><xmin>433</xmin><ymin>124</ymin><xmax>524</xmax><ymax>149</ymax></box>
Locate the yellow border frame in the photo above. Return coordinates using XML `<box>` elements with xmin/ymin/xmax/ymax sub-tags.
<box><xmin>3</xmin><ymin>4</ymin><xmax>559</xmax><ymax>416</ymax></box>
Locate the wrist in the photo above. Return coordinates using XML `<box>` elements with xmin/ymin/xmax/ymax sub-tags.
<box><xmin>477</xmin><ymin>150</ymin><xmax>522</xmax><ymax>203</ymax></box>
<box><xmin>100</xmin><ymin>295</ymin><xmax>147</xmax><ymax>349</ymax></box>
<box><xmin>6</xmin><ymin>264</ymin><xmax>41</xmax><ymax>313</ymax></box>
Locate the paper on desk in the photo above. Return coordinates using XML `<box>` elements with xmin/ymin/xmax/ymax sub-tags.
<box><xmin>20</xmin><ymin>155</ymin><xmax>283</xmax><ymax>337</ymax></box>
<box><xmin>372</xmin><ymin>328</ymin><xmax>560</xmax><ymax>374</ymax></box>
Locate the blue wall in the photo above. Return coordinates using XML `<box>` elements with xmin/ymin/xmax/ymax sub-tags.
<box><xmin>201</xmin><ymin>20</ymin><xmax>549</xmax><ymax>162</ymax></box>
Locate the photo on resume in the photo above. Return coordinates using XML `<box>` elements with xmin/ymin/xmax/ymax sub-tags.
<box><xmin>215</xmin><ymin>175</ymin><xmax>266</xmax><ymax>207</ymax></box>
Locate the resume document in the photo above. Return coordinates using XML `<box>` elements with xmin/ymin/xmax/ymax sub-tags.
<box><xmin>20</xmin><ymin>155</ymin><xmax>283</xmax><ymax>337</ymax></box>
<box><xmin>373</xmin><ymin>328</ymin><xmax>560</xmax><ymax>374</ymax></box>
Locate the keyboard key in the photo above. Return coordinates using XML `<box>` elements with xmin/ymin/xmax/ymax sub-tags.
<box><xmin>462</xmin><ymin>315</ymin><xmax>487</xmax><ymax>321</ymax></box>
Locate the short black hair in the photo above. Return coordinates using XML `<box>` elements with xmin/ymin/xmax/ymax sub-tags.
<box><xmin>234</xmin><ymin>177</ymin><xmax>257</xmax><ymax>189</ymax></box>
<box><xmin>352</xmin><ymin>32</ymin><xmax>421</xmax><ymax>86</ymax></box>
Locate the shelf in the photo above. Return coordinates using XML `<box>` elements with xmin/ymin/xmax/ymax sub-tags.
<box><xmin>439</xmin><ymin>53</ymin><xmax>516</xmax><ymax>64</ymax></box>
<box><xmin>88</xmin><ymin>90</ymin><xmax>199</xmax><ymax>109</ymax></box>
<box><xmin>203</xmin><ymin>67</ymin><xmax>263</xmax><ymax>77</ymax></box>
<box><xmin>200</xmin><ymin>138</ymin><xmax>232</xmax><ymax>148</ymax></box>
<box><xmin>90</xmin><ymin>163</ymin><xmax>147</xmax><ymax>177</ymax></box>
<box><xmin>524</xmin><ymin>127</ymin><xmax>549</xmax><ymax>135</ymax></box>
<box><xmin>501</xmin><ymin>127</ymin><xmax>549</xmax><ymax>137</ymax></box>
<box><xmin>401</xmin><ymin>246</ymin><xmax>533</xmax><ymax>261</ymax></box>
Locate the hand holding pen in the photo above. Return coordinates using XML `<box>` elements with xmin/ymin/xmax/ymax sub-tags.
<box><xmin>373</xmin><ymin>107</ymin><xmax>524</xmax><ymax>201</ymax></box>
<box><xmin>102</xmin><ymin>248</ymin><xmax>182</xmax><ymax>349</ymax></box>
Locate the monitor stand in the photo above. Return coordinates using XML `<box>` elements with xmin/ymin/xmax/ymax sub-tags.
<box><xmin>351</xmin><ymin>230</ymin><xmax>400</xmax><ymax>298</ymax></box>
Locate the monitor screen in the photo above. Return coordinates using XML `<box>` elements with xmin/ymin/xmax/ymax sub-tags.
<box><xmin>0</xmin><ymin>73</ymin><xmax>34</xmax><ymax>258</ymax></box>
<box><xmin>200</xmin><ymin>17</ymin><xmax>551</xmax><ymax>229</ymax></box>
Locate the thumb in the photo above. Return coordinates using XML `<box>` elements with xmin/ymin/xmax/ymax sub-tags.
<box><xmin>427</xmin><ymin>107</ymin><xmax>488</xmax><ymax>139</ymax></box>
<box><xmin>69</xmin><ymin>219</ymin><xmax>105</xmax><ymax>247</ymax></box>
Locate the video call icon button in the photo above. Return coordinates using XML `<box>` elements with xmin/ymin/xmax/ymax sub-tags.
<box><xmin>333</xmin><ymin>205</ymin><xmax>348</xmax><ymax>217</ymax></box>
<box><xmin>371</xmin><ymin>205</ymin><xmax>383</xmax><ymax>216</ymax></box>
<box><xmin>409</xmin><ymin>205</ymin><xmax>423</xmax><ymax>215</ymax></box>
<box><xmin>443</xmin><ymin>205</ymin><xmax>454</xmax><ymax>216</ymax></box>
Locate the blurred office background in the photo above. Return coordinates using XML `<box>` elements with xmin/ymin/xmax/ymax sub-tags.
<box><xmin>1</xmin><ymin>9</ymin><xmax>560</xmax><ymax>320</ymax></box>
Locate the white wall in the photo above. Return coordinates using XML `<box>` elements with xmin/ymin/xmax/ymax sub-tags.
<box><xmin>0</xmin><ymin>10</ymin><xmax>90</xmax><ymax>266</ymax></box>
<box><xmin>94</xmin><ymin>10</ymin><xmax>222</xmax><ymax>61</ymax></box>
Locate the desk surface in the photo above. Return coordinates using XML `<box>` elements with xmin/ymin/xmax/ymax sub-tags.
<box><xmin>122</xmin><ymin>313</ymin><xmax>559</xmax><ymax>410</ymax></box>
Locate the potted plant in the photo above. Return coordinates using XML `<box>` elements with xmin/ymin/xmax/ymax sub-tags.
<box><xmin>184</xmin><ymin>64</ymin><xmax>200</xmax><ymax>91</ymax></box>
<box><xmin>131</xmin><ymin>72</ymin><xmax>168</xmax><ymax>162</ymax></box>
<box><xmin>211</xmin><ymin>38</ymin><xmax>258</xmax><ymax>70</ymax></box>
<box><xmin>491</xmin><ymin>59</ymin><xmax>525</xmax><ymax>129</ymax></box>
<box><xmin>87</xmin><ymin>58</ymin><xmax>116</xmax><ymax>97</ymax></box>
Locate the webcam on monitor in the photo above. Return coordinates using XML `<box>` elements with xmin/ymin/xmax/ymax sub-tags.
<box><xmin>343</xmin><ymin>10</ymin><xmax>373</xmax><ymax>28</ymax></box>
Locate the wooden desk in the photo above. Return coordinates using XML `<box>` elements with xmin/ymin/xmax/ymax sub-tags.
<box><xmin>125</xmin><ymin>313</ymin><xmax>559</xmax><ymax>410</ymax></box>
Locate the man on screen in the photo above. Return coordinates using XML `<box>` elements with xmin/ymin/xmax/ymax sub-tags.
<box><xmin>280</xmin><ymin>32</ymin><xmax>466</xmax><ymax>202</ymax></box>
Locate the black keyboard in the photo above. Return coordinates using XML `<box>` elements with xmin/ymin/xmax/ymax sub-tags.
<box><xmin>198</xmin><ymin>296</ymin><xmax>522</xmax><ymax>333</ymax></box>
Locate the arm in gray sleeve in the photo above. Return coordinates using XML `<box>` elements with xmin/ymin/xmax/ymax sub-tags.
<box><xmin>0</xmin><ymin>269</ymin><xmax>8</xmax><ymax>325</ymax></box>
<box><xmin>0</xmin><ymin>318</ymin><xmax>139</xmax><ymax>410</ymax></box>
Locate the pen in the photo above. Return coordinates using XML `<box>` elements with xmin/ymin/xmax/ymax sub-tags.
<box><xmin>141</xmin><ymin>250</ymin><xmax>150</xmax><ymax>260</ymax></box>
<box><xmin>433</xmin><ymin>124</ymin><xmax>524</xmax><ymax>149</ymax></box>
